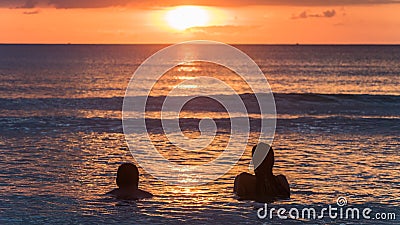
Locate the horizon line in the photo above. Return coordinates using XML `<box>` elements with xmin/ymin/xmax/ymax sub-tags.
<box><xmin>1</xmin><ymin>43</ymin><xmax>400</xmax><ymax>45</ymax></box>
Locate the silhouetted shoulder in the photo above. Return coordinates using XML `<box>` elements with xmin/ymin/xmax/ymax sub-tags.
<box><xmin>106</xmin><ymin>188</ymin><xmax>118</xmax><ymax>196</ymax></box>
<box><xmin>106</xmin><ymin>188</ymin><xmax>153</xmax><ymax>200</ymax></box>
<box><xmin>234</xmin><ymin>172</ymin><xmax>257</xmax><ymax>200</ymax></box>
<box><xmin>136</xmin><ymin>189</ymin><xmax>153</xmax><ymax>199</ymax></box>
<box><xmin>275</xmin><ymin>174</ymin><xmax>290</xmax><ymax>198</ymax></box>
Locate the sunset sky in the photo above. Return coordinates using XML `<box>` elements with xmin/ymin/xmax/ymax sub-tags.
<box><xmin>1</xmin><ymin>0</ymin><xmax>400</xmax><ymax>44</ymax></box>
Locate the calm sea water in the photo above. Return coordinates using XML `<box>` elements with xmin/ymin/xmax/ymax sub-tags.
<box><xmin>0</xmin><ymin>45</ymin><xmax>399</xmax><ymax>224</ymax></box>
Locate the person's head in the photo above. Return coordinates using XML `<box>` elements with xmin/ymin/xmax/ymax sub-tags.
<box><xmin>252</xmin><ymin>143</ymin><xmax>274</xmax><ymax>177</ymax></box>
<box><xmin>116</xmin><ymin>163</ymin><xmax>139</xmax><ymax>189</ymax></box>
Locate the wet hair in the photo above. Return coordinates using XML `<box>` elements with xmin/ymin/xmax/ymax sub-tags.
<box><xmin>252</xmin><ymin>143</ymin><xmax>274</xmax><ymax>177</ymax></box>
<box><xmin>252</xmin><ymin>143</ymin><xmax>281</xmax><ymax>200</ymax></box>
<box><xmin>116</xmin><ymin>163</ymin><xmax>139</xmax><ymax>188</ymax></box>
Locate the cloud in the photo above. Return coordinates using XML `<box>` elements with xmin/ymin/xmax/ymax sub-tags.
<box><xmin>47</xmin><ymin>0</ymin><xmax>132</xmax><ymax>8</ymax></box>
<box><xmin>321</xmin><ymin>9</ymin><xmax>336</xmax><ymax>17</ymax></box>
<box><xmin>294</xmin><ymin>11</ymin><xmax>308</xmax><ymax>19</ymax></box>
<box><xmin>1</xmin><ymin>0</ymin><xmax>400</xmax><ymax>8</ymax></box>
<box><xmin>0</xmin><ymin>0</ymin><xmax>131</xmax><ymax>8</ymax></box>
<box><xmin>292</xmin><ymin>9</ymin><xmax>336</xmax><ymax>19</ymax></box>
<box><xmin>23</xmin><ymin>9</ymin><xmax>39</xmax><ymax>14</ymax></box>
<box><xmin>186</xmin><ymin>25</ymin><xmax>255</xmax><ymax>34</ymax></box>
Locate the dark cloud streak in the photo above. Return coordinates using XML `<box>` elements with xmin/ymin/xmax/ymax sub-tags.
<box><xmin>292</xmin><ymin>9</ymin><xmax>336</xmax><ymax>19</ymax></box>
<box><xmin>187</xmin><ymin>25</ymin><xmax>256</xmax><ymax>34</ymax></box>
<box><xmin>23</xmin><ymin>10</ymin><xmax>39</xmax><ymax>14</ymax></box>
<box><xmin>1</xmin><ymin>0</ymin><xmax>400</xmax><ymax>8</ymax></box>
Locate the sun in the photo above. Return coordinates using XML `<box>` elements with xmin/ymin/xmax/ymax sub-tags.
<box><xmin>165</xmin><ymin>6</ymin><xmax>209</xmax><ymax>31</ymax></box>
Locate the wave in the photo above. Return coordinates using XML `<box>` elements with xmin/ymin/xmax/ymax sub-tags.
<box><xmin>1</xmin><ymin>116</ymin><xmax>398</xmax><ymax>137</ymax></box>
<box><xmin>1</xmin><ymin>93</ymin><xmax>399</xmax><ymax>117</ymax></box>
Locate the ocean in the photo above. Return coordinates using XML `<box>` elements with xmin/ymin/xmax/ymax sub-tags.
<box><xmin>0</xmin><ymin>44</ymin><xmax>399</xmax><ymax>224</ymax></box>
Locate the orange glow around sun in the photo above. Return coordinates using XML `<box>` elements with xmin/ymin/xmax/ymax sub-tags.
<box><xmin>1</xmin><ymin>4</ymin><xmax>400</xmax><ymax>44</ymax></box>
<box><xmin>165</xmin><ymin>6</ymin><xmax>210</xmax><ymax>30</ymax></box>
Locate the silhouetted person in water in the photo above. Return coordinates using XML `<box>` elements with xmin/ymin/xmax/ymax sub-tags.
<box><xmin>234</xmin><ymin>143</ymin><xmax>290</xmax><ymax>202</ymax></box>
<box><xmin>107</xmin><ymin>163</ymin><xmax>153</xmax><ymax>200</ymax></box>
